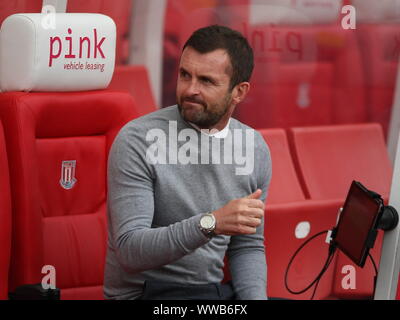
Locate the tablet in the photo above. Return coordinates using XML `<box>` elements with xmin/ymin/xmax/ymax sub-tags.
<box><xmin>333</xmin><ymin>181</ymin><xmax>383</xmax><ymax>267</ymax></box>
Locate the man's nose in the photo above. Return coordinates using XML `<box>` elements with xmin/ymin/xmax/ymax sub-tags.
<box><xmin>185</xmin><ymin>79</ymin><xmax>201</xmax><ymax>96</ymax></box>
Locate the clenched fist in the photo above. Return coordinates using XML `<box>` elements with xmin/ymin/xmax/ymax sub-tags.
<box><xmin>212</xmin><ymin>189</ymin><xmax>265</xmax><ymax>236</ymax></box>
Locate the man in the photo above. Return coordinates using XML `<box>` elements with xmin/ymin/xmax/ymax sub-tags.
<box><xmin>104</xmin><ymin>25</ymin><xmax>272</xmax><ymax>300</ymax></box>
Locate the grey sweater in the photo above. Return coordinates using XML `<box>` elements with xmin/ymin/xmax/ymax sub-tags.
<box><xmin>104</xmin><ymin>105</ymin><xmax>272</xmax><ymax>300</ymax></box>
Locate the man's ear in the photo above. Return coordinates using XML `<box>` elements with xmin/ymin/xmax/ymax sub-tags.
<box><xmin>232</xmin><ymin>82</ymin><xmax>250</xmax><ymax>105</ymax></box>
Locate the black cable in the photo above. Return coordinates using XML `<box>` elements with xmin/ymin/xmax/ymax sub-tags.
<box><xmin>310</xmin><ymin>248</ymin><xmax>336</xmax><ymax>300</ymax></box>
<box><xmin>310</xmin><ymin>275</ymin><xmax>320</xmax><ymax>300</ymax></box>
<box><xmin>368</xmin><ymin>252</ymin><xmax>378</xmax><ymax>276</ymax></box>
<box><xmin>284</xmin><ymin>230</ymin><xmax>328</xmax><ymax>294</ymax></box>
<box><xmin>284</xmin><ymin>230</ymin><xmax>337</xmax><ymax>299</ymax></box>
<box><xmin>368</xmin><ymin>252</ymin><xmax>378</xmax><ymax>299</ymax></box>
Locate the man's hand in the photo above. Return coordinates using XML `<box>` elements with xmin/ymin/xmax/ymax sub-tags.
<box><xmin>212</xmin><ymin>189</ymin><xmax>265</xmax><ymax>236</ymax></box>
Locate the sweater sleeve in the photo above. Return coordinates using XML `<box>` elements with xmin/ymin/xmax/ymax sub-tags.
<box><xmin>107</xmin><ymin>128</ymin><xmax>210</xmax><ymax>274</ymax></box>
<box><xmin>226</xmin><ymin>133</ymin><xmax>272</xmax><ymax>300</ymax></box>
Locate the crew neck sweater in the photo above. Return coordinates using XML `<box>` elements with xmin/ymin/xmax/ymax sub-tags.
<box><xmin>104</xmin><ymin>105</ymin><xmax>272</xmax><ymax>300</ymax></box>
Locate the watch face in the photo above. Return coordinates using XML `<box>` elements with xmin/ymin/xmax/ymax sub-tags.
<box><xmin>201</xmin><ymin>215</ymin><xmax>214</xmax><ymax>229</ymax></box>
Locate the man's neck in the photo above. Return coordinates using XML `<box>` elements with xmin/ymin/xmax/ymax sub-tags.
<box><xmin>189</xmin><ymin>118</ymin><xmax>231</xmax><ymax>138</ymax></box>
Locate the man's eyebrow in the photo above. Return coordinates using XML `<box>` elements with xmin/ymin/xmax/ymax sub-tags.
<box><xmin>179</xmin><ymin>66</ymin><xmax>220</xmax><ymax>83</ymax></box>
<box><xmin>199</xmin><ymin>72</ymin><xmax>219</xmax><ymax>82</ymax></box>
<box><xmin>199</xmin><ymin>75</ymin><xmax>216</xmax><ymax>83</ymax></box>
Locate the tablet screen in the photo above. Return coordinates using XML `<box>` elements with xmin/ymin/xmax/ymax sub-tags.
<box><xmin>334</xmin><ymin>181</ymin><xmax>382</xmax><ymax>267</ymax></box>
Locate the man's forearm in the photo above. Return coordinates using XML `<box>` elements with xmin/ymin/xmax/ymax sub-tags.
<box><xmin>112</xmin><ymin>213</ymin><xmax>209</xmax><ymax>273</ymax></box>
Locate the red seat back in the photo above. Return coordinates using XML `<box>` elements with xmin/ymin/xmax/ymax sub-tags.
<box><xmin>0</xmin><ymin>91</ymin><xmax>137</xmax><ymax>299</ymax></box>
<box><xmin>258</xmin><ymin>128</ymin><xmax>305</xmax><ymax>204</ymax></box>
<box><xmin>289</xmin><ymin>123</ymin><xmax>392</xmax><ymax>201</ymax></box>
<box><xmin>0</xmin><ymin>120</ymin><xmax>11</xmax><ymax>300</ymax></box>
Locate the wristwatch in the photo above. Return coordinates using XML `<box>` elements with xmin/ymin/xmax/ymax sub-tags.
<box><xmin>199</xmin><ymin>212</ymin><xmax>216</xmax><ymax>238</ymax></box>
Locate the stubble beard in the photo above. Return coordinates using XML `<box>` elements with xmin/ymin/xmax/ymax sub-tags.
<box><xmin>177</xmin><ymin>94</ymin><xmax>232</xmax><ymax>129</ymax></box>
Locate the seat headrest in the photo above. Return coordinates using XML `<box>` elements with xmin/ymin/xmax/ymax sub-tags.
<box><xmin>0</xmin><ymin>13</ymin><xmax>116</xmax><ymax>92</ymax></box>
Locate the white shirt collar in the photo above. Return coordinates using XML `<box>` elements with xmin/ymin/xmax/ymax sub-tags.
<box><xmin>189</xmin><ymin>118</ymin><xmax>231</xmax><ymax>139</ymax></box>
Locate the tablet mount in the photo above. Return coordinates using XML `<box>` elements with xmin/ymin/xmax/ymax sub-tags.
<box><xmin>377</xmin><ymin>205</ymin><xmax>398</xmax><ymax>231</ymax></box>
<box><xmin>364</xmin><ymin>188</ymin><xmax>398</xmax><ymax>231</ymax></box>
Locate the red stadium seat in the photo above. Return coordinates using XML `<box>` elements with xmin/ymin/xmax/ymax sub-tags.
<box><xmin>0</xmin><ymin>120</ymin><xmax>11</xmax><ymax>300</ymax></box>
<box><xmin>108</xmin><ymin>65</ymin><xmax>157</xmax><ymax>116</ymax></box>
<box><xmin>356</xmin><ymin>24</ymin><xmax>400</xmax><ymax>138</ymax></box>
<box><xmin>0</xmin><ymin>91</ymin><xmax>137</xmax><ymax>300</ymax></box>
<box><xmin>235</xmin><ymin>25</ymin><xmax>366</xmax><ymax>129</ymax></box>
<box><xmin>289</xmin><ymin>123</ymin><xmax>393</xmax><ymax>201</ymax></box>
<box><xmin>288</xmin><ymin>123</ymin><xmax>393</xmax><ymax>299</ymax></box>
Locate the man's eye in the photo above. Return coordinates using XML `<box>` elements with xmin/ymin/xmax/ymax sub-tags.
<box><xmin>201</xmin><ymin>78</ymin><xmax>213</xmax><ymax>84</ymax></box>
<box><xmin>180</xmin><ymin>71</ymin><xmax>190</xmax><ymax>78</ymax></box>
